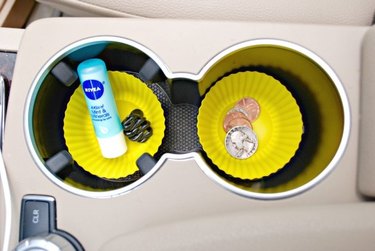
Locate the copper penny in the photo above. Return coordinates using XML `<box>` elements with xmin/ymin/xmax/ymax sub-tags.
<box><xmin>235</xmin><ymin>97</ymin><xmax>260</xmax><ymax>122</ymax></box>
<box><xmin>224</xmin><ymin>116</ymin><xmax>252</xmax><ymax>133</ymax></box>
<box><xmin>223</xmin><ymin>111</ymin><xmax>248</xmax><ymax>132</ymax></box>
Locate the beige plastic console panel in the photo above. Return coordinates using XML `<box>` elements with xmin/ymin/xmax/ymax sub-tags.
<box><xmin>358</xmin><ymin>25</ymin><xmax>375</xmax><ymax>197</ymax></box>
<box><xmin>37</xmin><ymin>0</ymin><xmax>375</xmax><ymax>25</ymax></box>
<box><xmin>2</xmin><ymin>18</ymin><xmax>374</xmax><ymax>250</ymax></box>
<box><xmin>0</xmin><ymin>27</ymin><xmax>23</xmax><ymax>249</ymax></box>
<box><xmin>0</xmin><ymin>27</ymin><xmax>23</xmax><ymax>51</ymax></box>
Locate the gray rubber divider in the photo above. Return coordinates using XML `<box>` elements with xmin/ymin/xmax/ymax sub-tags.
<box><xmin>148</xmin><ymin>82</ymin><xmax>202</xmax><ymax>157</ymax></box>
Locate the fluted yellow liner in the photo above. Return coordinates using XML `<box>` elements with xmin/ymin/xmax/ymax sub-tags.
<box><xmin>64</xmin><ymin>71</ymin><xmax>165</xmax><ymax>179</ymax></box>
<box><xmin>198</xmin><ymin>71</ymin><xmax>303</xmax><ymax>180</ymax></box>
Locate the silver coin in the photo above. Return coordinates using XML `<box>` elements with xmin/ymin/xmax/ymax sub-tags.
<box><xmin>225</xmin><ymin>126</ymin><xmax>258</xmax><ymax>159</ymax></box>
<box><xmin>227</xmin><ymin>107</ymin><xmax>249</xmax><ymax>118</ymax></box>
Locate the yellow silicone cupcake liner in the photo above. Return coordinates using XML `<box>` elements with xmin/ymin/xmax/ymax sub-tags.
<box><xmin>64</xmin><ymin>71</ymin><xmax>165</xmax><ymax>179</ymax></box>
<box><xmin>197</xmin><ymin>71</ymin><xmax>303</xmax><ymax>180</ymax></box>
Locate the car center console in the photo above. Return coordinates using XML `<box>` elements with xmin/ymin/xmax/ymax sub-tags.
<box><xmin>2</xmin><ymin>18</ymin><xmax>375</xmax><ymax>250</ymax></box>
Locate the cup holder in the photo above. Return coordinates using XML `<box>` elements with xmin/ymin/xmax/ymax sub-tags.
<box><xmin>25</xmin><ymin>37</ymin><xmax>349</xmax><ymax>199</ymax></box>
<box><xmin>196</xmin><ymin>39</ymin><xmax>350</xmax><ymax>199</ymax></box>
<box><xmin>25</xmin><ymin>36</ymin><xmax>170</xmax><ymax>198</ymax></box>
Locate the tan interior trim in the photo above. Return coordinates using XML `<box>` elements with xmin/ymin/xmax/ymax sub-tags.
<box><xmin>37</xmin><ymin>0</ymin><xmax>139</xmax><ymax>17</ymax></box>
<box><xmin>0</xmin><ymin>0</ymin><xmax>35</xmax><ymax>28</ymax></box>
<box><xmin>0</xmin><ymin>27</ymin><xmax>24</xmax><ymax>51</ymax></box>
<box><xmin>358</xmin><ymin>25</ymin><xmax>375</xmax><ymax>197</ymax></box>
<box><xmin>0</xmin><ymin>0</ymin><xmax>5</xmax><ymax>12</ymax></box>
<box><xmin>37</xmin><ymin>0</ymin><xmax>375</xmax><ymax>25</ymax></box>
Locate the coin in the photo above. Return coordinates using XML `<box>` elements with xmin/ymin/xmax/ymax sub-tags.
<box><xmin>227</xmin><ymin>107</ymin><xmax>249</xmax><ymax>118</ymax></box>
<box><xmin>225</xmin><ymin>126</ymin><xmax>258</xmax><ymax>159</ymax></box>
<box><xmin>224</xmin><ymin>117</ymin><xmax>252</xmax><ymax>133</ymax></box>
<box><xmin>223</xmin><ymin>111</ymin><xmax>250</xmax><ymax>132</ymax></box>
<box><xmin>235</xmin><ymin>97</ymin><xmax>260</xmax><ymax>122</ymax></box>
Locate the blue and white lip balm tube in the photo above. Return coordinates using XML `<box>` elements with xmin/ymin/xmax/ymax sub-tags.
<box><xmin>77</xmin><ymin>58</ymin><xmax>127</xmax><ymax>158</ymax></box>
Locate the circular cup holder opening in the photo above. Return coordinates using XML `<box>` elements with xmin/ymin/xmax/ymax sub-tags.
<box><xmin>25</xmin><ymin>36</ymin><xmax>168</xmax><ymax>198</ymax></box>
<box><xmin>197</xmin><ymin>39</ymin><xmax>350</xmax><ymax>199</ymax></box>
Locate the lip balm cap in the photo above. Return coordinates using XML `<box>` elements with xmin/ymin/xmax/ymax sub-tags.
<box><xmin>97</xmin><ymin>132</ymin><xmax>127</xmax><ymax>158</ymax></box>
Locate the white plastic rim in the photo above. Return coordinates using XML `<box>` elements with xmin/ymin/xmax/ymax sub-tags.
<box><xmin>24</xmin><ymin>37</ymin><xmax>350</xmax><ymax>200</ymax></box>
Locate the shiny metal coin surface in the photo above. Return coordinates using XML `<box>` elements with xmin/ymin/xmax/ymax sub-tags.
<box><xmin>225</xmin><ymin>126</ymin><xmax>258</xmax><ymax>159</ymax></box>
<box><xmin>223</xmin><ymin>111</ymin><xmax>251</xmax><ymax>132</ymax></box>
<box><xmin>235</xmin><ymin>97</ymin><xmax>260</xmax><ymax>122</ymax></box>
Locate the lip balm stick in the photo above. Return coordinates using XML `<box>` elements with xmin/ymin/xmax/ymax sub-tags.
<box><xmin>77</xmin><ymin>58</ymin><xmax>127</xmax><ymax>158</ymax></box>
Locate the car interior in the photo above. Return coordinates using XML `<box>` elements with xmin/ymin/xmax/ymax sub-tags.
<box><xmin>1</xmin><ymin>0</ymin><xmax>375</xmax><ymax>250</ymax></box>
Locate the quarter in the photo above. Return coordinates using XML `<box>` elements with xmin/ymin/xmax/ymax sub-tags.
<box><xmin>225</xmin><ymin>126</ymin><xmax>258</xmax><ymax>159</ymax></box>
